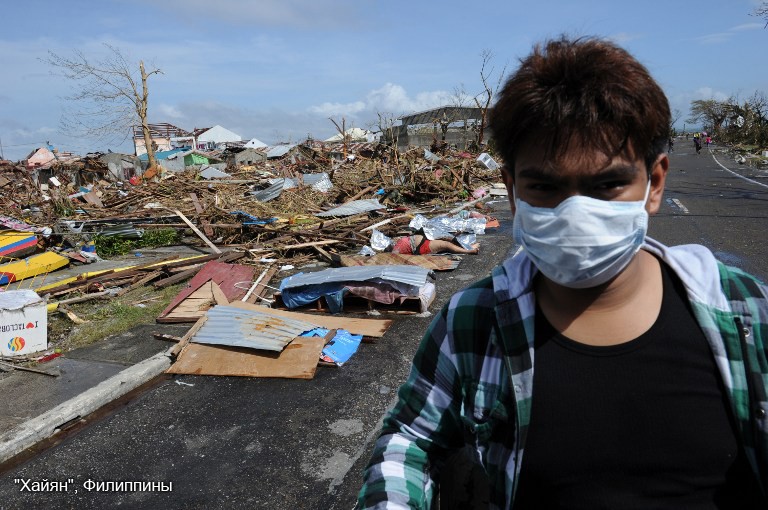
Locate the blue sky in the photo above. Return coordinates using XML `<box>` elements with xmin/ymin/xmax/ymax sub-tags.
<box><xmin>1</xmin><ymin>0</ymin><xmax>766</xmax><ymax>160</ymax></box>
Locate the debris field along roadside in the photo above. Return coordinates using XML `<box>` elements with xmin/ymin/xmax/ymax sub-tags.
<box><xmin>0</xmin><ymin>139</ymin><xmax>508</xmax><ymax>381</ymax></box>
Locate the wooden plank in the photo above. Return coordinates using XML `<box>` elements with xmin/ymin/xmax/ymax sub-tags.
<box><xmin>248</xmin><ymin>239</ymin><xmax>340</xmax><ymax>253</ymax></box>
<box><xmin>152</xmin><ymin>265</ymin><xmax>203</xmax><ymax>289</ymax></box>
<box><xmin>158</xmin><ymin>260</ymin><xmax>255</xmax><ymax>320</ymax></box>
<box><xmin>169</xmin><ymin>315</ymin><xmax>207</xmax><ymax>358</ymax></box>
<box><xmin>226</xmin><ymin>300</ymin><xmax>392</xmax><ymax>338</ymax></box>
<box><xmin>115</xmin><ymin>269</ymin><xmax>164</xmax><ymax>297</ymax></box>
<box><xmin>159</xmin><ymin>281</ymin><xmax>229</xmax><ymax>323</ymax></box>
<box><xmin>189</xmin><ymin>193</ymin><xmax>214</xmax><ymax>238</ymax></box>
<box><xmin>245</xmin><ymin>265</ymin><xmax>279</xmax><ymax>304</ymax></box>
<box><xmin>343</xmin><ymin>185</ymin><xmax>375</xmax><ymax>203</ymax></box>
<box><xmin>166</xmin><ymin>336</ymin><xmax>325</xmax><ymax>379</ymax></box>
<box><xmin>338</xmin><ymin>253</ymin><xmax>458</xmax><ymax>271</ymax></box>
<box><xmin>174</xmin><ymin>209</ymin><xmax>221</xmax><ymax>254</ymax></box>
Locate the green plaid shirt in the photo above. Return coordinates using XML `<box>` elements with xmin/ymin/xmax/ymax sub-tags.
<box><xmin>358</xmin><ymin>239</ymin><xmax>768</xmax><ymax>509</ymax></box>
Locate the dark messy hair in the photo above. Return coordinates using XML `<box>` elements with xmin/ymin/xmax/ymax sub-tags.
<box><xmin>489</xmin><ymin>36</ymin><xmax>670</xmax><ymax>174</ymax></box>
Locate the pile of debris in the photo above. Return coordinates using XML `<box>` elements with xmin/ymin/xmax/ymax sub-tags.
<box><xmin>0</xmin><ymin>143</ymin><xmax>507</xmax><ymax>379</ymax></box>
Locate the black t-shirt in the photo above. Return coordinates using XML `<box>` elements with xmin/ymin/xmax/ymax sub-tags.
<box><xmin>513</xmin><ymin>262</ymin><xmax>766</xmax><ymax>509</ymax></box>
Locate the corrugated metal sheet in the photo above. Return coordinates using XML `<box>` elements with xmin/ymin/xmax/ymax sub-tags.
<box><xmin>302</xmin><ymin>173</ymin><xmax>333</xmax><ymax>192</ymax></box>
<box><xmin>249</xmin><ymin>180</ymin><xmax>286</xmax><ymax>202</ymax></box>
<box><xmin>192</xmin><ymin>305</ymin><xmax>316</xmax><ymax>352</ymax></box>
<box><xmin>316</xmin><ymin>199</ymin><xmax>385</xmax><ymax>217</ymax></box>
<box><xmin>399</xmin><ymin>106</ymin><xmax>483</xmax><ymax>127</ymax></box>
<box><xmin>266</xmin><ymin>144</ymin><xmax>297</xmax><ymax>159</ymax></box>
<box><xmin>280</xmin><ymin>265</ymin><xmax>430</xmax><ymax>290</ymax></box>
<box><xmin>327</xmin><ymin>142</ymin><xmax>378</xmax><ymax>154</ymax></box>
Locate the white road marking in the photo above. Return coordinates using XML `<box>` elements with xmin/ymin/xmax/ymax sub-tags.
<box><xmin>711</xmin><ymin>152</ymin><xmax>768</xmax><ymax>190</ymax></box>
<box><xmin>670</xmin><ymin>198</ymin><xmax>689</xmax><ymax>214</ymax></box>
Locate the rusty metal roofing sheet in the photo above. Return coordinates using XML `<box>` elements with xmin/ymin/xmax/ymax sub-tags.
<box><xmin>192</xmin><ymin>305</ymin><xmax>316</xmax><ymax>351</ymax></box>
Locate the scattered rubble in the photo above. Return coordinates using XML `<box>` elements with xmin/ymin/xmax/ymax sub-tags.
<box><xmin>0</xmin><ymin>141</ymin><xmax>505</xmax><ymax>378</ymax></box>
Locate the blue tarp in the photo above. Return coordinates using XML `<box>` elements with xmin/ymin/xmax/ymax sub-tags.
<box><xmin>301</xmin><ymin>328</ymin><xmax>363</xmax><ymax>366</ymax></box>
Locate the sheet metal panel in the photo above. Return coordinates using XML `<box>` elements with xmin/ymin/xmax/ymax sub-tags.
<box><xmin>280</xmin><ymin>265</ymin><xmax>430</xmax><ymax>290</ymax></box>
<box><xmin>191</xmin><ymin>305</ymin><xmax>316</xmax><ymax>352</ymax></box>
<box><xmin>315</xmin><ymin>199</ymin><xmax>385</xmax><ymax>217</ymax></box>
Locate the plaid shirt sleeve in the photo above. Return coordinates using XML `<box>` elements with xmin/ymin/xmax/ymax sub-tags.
<box><xmin>358</xmin><ymin>302</ymin><xmax>467</xmax><ymax>509</ymax></box>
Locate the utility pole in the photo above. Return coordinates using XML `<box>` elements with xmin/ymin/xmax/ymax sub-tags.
<box><xmin>0</xmin><ymin>136</ymin><xmax>4</xmax><ymax>160</ymax></box>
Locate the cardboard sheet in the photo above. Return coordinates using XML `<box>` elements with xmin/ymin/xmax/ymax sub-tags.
<box><xmin>166</xmin><ymin>336</ymin><xmax>325</xmax><ymax>379</ymax></box>
<box><xmin>338</xmin><ymin>253</ymin><xmax>459</xmax><ymax>271</ymax></box>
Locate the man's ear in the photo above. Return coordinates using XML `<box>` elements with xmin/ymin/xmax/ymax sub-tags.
<box><xmin>500</xmin><ymin>167</ymin><xmax>516</xmax><ymax>215</ymax></box>
<box><xmin>647</xmin><ymin>154</ymin><xmax>669</xmax><ymax>215</ymax></box>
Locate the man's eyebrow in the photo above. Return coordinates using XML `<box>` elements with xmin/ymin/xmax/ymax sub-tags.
<box><xmin>516</xmin><ymin>164</ymin><xmax>640</xmax><ymax>180</ymax></box>
<box><xmin>517</xmin><ymin>167</ymin><xmax>560</xmax><ymax>180</ymax></box>
<box><xmin>594</xmin><ymin>165</ymin><xmax>640</xmax><ymax>179</ymax></box>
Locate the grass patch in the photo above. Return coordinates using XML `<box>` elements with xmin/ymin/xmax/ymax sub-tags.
<box><xmin>48</xmin><ymin>283</ymin><xmax>185</xmax><ymax>352</ymax></box>
<box><xmin>94</xmin><ymin>228</ymin><xmax>184</xmax><ymax>258</ymax></box>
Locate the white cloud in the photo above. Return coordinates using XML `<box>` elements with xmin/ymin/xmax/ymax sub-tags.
<box><xmin>608</xmin><ymin>32</ymin><xmax>643</xmax><ymax>44</ymax></box>
<box><xmin>308</xmin><ymin>101</ymin><xmax>366</xmax><ymax>116</ymax></box>
<box><xmin>693</xmin><ymin>87</ymin><xmax>730</xmax><ymax>102</ymax></box>
<box><xmin>694</xmin><ymin>19</ymin><xmax>764</xmax><ymax>44</ymax></box>
<box><xmin>694</xmin><ymin>32</ymin><xmax>732</xmax><ymax>44</ymax></box>
<box><xmin>128</xmin><ymin>0</ymin><xmax>366</xmax><ymax>29</ymax></box>
<box><xmin>307</xmin><ymin>83</ymin><xmax>452</xmax><ymax>120</ymax></box>
<box><xmin>731</xmin><ymin>22</ymin><xmax>763</xmax><ymax>31</ymax></box>
<box><xmin>157</xmin><ymin>103</ymin><xmax>185</xmax><ymax>119</ymax></box>
<box><xmin>365</xmin><ymin>83</ymin><xmax>452</xmax><ymax>113</ymax></box>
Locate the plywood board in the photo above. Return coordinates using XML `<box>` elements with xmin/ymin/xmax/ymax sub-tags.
<box><xmin>158</xmin><ymin>281</ymin><xmax>229</xmax><ymax>323</ymax></box>
<box><xmin>159</xmin><ymin>261</ymin><xmax>254</xmax><ymax>320</ymax></box>
<box><xmin>166</xmin><ymin>336</ymin><xmax>325</xmax><ymax>379</ymax></box>
<box><xmin>226</xmin><ymin>300</ymin><xmax>392</xmax><ymax>338</ymax></box>
<box><xmin>338</xmin><ymin>253</ymin><xmax>458</xmax><ymax>271</ymax></box>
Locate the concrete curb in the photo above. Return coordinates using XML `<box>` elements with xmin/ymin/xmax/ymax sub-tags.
<box><xmin>0</xmin><ymin>350</ymin><xmax>172</xmax><ymax>465</ymax></box>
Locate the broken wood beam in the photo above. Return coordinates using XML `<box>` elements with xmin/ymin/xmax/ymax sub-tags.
<box><xmin>173</xmin><ymin>209</ymin><xmax>222</xmax><ymax>254</ymax></box>
<box><xmin>0</xmin><ymin>360</ymin><xmax>58</xmax><ymax>377</ymax></box>
<box><xmin>248</xmin><ymin>239</ymin><xmax>341</xmax><ymax>252</ymax></box>
<box><xmin>189</xmin><ymin>193</ymin><xmax>215</xmax><ymax>238</ymax></box>
<box><xmin>242</xmin><ymin>225</ymin><xmax>369</xmax><ymax>245</ymax></box>
<box><xmin>343</xmin><ymin>185</ymin><xmax>375</xmax><ymax>203</ymax></box>
<box><xmin>245</xmin><ymin>265</ymin><xmax>279</xmax><ymax>304</ymax></box>
<box><xmin>115</xmin><ymin>269</ymin><xmax>164</xmax><ymax>297</ymax></box>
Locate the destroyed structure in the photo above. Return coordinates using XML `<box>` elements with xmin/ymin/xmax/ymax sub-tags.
<box><xmin>0</xmin><ymin>117</ymin><xmax>507</xmax><ymax>379</ymax></box>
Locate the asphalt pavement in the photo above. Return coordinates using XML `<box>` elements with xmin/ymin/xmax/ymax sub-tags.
<box><xmin>0</xmin><ymin>196</ymin><xmax>519</xmax><ymax>510</ymax></box>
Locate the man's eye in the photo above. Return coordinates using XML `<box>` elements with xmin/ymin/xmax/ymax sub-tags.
<box><xmin>528</xmin><ymin>183</ymin><xmax>557</xmax><ymax>191</ymax></box>
<box><xmin>594</xmin><ymin>181</ymin><xmax>627</xmax><ymax>190</ymax></box>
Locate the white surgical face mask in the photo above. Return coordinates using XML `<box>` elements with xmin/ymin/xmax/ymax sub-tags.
<box><xmin>512</xmin><ymin>182</ymin><xmax>651</xmax><ymax>288</ymax></box>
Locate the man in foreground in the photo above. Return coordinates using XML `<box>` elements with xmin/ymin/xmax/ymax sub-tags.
<box><xmin>358</xmin><ymin>36</ymin><xmax>768</xmax><ymax>509</ymax></box>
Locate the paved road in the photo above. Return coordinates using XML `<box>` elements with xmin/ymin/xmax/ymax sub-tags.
<box><xmin>1</xmin><ymin>145</ymin><xmax>766</xmax><ymax>510</ymax></box>
<box><xmin>0</xmin><ymin>198</ymin><xmax>519</xmax><ymax>510</ymax></box>
<box><xmin>650</xmin><ymin>144</ymin><xmax>768</xmax><ymax>281</ymax></box>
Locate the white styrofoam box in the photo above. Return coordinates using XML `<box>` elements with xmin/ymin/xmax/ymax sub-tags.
<box><xmin>477</xmin><ymin>153</ymin><xmax>500</xmax><ymax>171</ymax></box>
<box><xmin>0</xmin><ymin>290</ymin><xmax>47</xmax><ymax>357</ymax></box>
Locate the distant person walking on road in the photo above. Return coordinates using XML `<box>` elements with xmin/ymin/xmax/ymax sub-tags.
<box><xmin>694</xmin><ymin>134</ymin><xmax>702</xmax><ymax>154</ymax></box>
<box><xmin>706</xmin><ymin>135</ymin><xmax>712</xmax><ymax>147</ymax></box>
<box><xmin>668</xmin><ymin>136</ymin><xmax>674</xmax><ymax>152</ymax></box>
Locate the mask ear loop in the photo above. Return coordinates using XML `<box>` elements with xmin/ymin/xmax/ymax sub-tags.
<box><xmin>642</xmin><ymin>179</ymin><xmax>652</xmax><ymax>204</ymax></box>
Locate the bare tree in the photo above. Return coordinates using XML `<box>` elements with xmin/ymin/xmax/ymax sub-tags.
<box><xmin>329</xmin><ymin>116</ymin><xmax>349</xmax><ymax>161</ymax></box>
<box><xmin>670</xmin><ymin>108</ymin><xmax>682</xmax><ymax>136</ymax></box>
<box><xmin>473</xmin><ymin>50</ymin><xmax>507</xmax><ymax>147</ymax></box>
<box><xmin>754</xmin><ymin>2</ymin><xmax>768</xmax><ymax>27</ymax></box>
<box><xmin>44</xmin><ymin>44</ymin><xmax>163</xmax><ymax>168</ymax></box>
